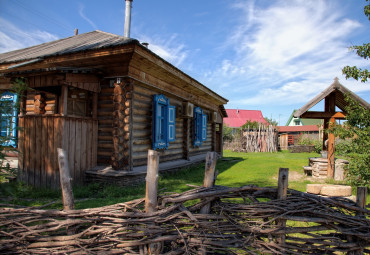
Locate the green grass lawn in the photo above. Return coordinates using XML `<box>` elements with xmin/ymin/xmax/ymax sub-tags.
<box><xmin>1</xmin><ymin>150</ymin><xmax>368</xmax><ymax>209</ymax></box>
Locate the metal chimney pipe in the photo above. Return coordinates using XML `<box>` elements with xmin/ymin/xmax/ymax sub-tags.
<box><xmin>124</xmin><ymin>0</ymin><xmax>133</xmax><ymax>38</ymax></box>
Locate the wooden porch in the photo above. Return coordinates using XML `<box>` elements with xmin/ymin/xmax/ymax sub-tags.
<box><xmin>86</xmin><ymin>153</ymin><xmax>209</xmax><ymax>186</ymax></box>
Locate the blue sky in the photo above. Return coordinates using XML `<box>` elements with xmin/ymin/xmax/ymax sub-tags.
<box><xmin>1</xmin><ymin>0</ymin><xmax>369</xmax><ymax>125</ymax></box>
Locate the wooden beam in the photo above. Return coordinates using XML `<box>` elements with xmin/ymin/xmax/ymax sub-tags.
<box><xmin>300</xmin><ymin>111</ymin><xmax>346</xmax><ymax>119</ymax></box>
<box><xmin>92</xmin><ymin>92</ymin><xmax>98</xmax><ymax>118</ymax></box>
<box><xmin>60</xmin><ymin>85</ymin><xmax>68</xmax><ymax>116</ymax></box>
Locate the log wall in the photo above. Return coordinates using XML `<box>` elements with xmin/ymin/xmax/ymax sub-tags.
<box><xmin>189</xmin><ymin>120</ymin><xmax>212</xmax><ymax>157</ymax></box>
<box><xmin>25</xmin><ymin>91</ymin><xmax>57</xmax><ymax>115</ymax></box>
<box><xmin>97</xmin><ymin>83</ymin><xmax>114</xmax><ymax>164</ymax></box>
<box><xmin>17</xmin><ymin>115</ymin><xmax>97</xmax><ymax>189</ymax></box>
<box><xmin>131</xmin><ymin>84</ymin><xmax>185</xmax><ymax>166</ymax></box>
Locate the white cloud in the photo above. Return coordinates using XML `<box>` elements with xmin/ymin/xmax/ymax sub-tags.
<box><xmin>0</xmin><ymin>18</ymin><xmax>58</xmax><ymax>53</ymax></box>
<box><xmin>205</xmin><ymin>0</ymin><xmax>370</xmax><ymax>108</ymax></box>
<box><xmin>78</xmin><ymin>4</ymin><xmax>98</xmax><ymax>30</ymax></box>
<box><xmin>138</xmin><ymin>34</ymin><xmax>189</xmax><ymax>67</ymax></box>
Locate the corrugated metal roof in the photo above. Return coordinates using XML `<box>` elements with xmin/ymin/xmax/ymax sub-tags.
<box><xmin>224</xmin><ymin>109</ymin><xmax>267</xmax><ymax>128</ymax></box>
<box><xmin>0</xmin><ymin>30</ymin><xmax>138</xmax><ymax>64</ymax></box>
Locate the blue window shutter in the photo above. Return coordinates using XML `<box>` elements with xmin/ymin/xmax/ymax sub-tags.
<box><xmin>168</xmin><ymin>105</ymin><xmax>176</xmax><ymax>142</ymax></box>
<box><xmin>153</xmin><ymin>94</ymin><xmax>169</xmax><ymax>150</ymax></box>
<box><xmin>201</xmin><ymin>114</ymin><xmax>207</xmax><ymax>141</ymax></box>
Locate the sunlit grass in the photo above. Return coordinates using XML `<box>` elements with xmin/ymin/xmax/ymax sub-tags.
<box><xmin>1</xmin><ymin>150</ymin><xmax>368</xmax><ymax>209</ymax></box>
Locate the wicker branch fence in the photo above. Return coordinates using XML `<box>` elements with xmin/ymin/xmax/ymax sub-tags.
<box><xmin>0</xmin><ymin>151</ymin><xmax>369</xmax><ymax>254</ymax></box>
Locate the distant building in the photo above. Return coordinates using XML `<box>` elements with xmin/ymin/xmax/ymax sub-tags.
<box><xmin>224</xmin><ymin>109</ymin><xmax>267</xmax><ymax>128</ymax></box>
<box><xmin>277</xmin><ymin>125</ymin><xmax>322</xmax><ymax>150</ymax></box>
<box><xmin>286</xmin><ymin>110</ymin><xmax>323</xmax><ymax>126</ymax></box>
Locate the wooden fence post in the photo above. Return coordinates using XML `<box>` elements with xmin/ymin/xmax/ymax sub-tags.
<box><xmin>356</xmin><ymin>187</ymin><xmax>367</xmax><ymax>214</ymax></box>
<box><xmin>57</xmin><ymin>148</ymin><xmax>74</xmax><ymax>211</ymax></box>
<box><xmin>145</xmin><ymin>150</ymin><xmax>159</xmax><ymax>213</ymax></box>
<box><xmin>200</xmin><ymin>151</ymin><xmax>218</xmax><ymax>214</ymax></box>
<box><xmin>143</xmin><ymin>150</ymin><xmax>162</xmax><ymax>254</ymax></box>
<box><xmin>276</xmin><ymin>168</ymin><xmax>289</xmax><ymax>246</ymax></box>
<box><xmin>347</xmin><ymin>187</ymin><xmax>368</xmax><ymax>255</ymax></box>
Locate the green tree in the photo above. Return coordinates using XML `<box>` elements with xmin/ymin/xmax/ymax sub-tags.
<box><xmin>330</xmin><ymin>96</ymin><xmax>370</xmax><ymax>187</ymax></box>
<box><xmin>336</xmin><ymin>0</ymin><xmax>370</xmax><ymax>188</ymax></box>
<box><xmin>223</xmin><ymin>124</ymin><xmax>234</xmax><ymax>143</ymax></box>
<box><xmin>263</xmin><ymin>117</ymin><xmax>278</xmax><ymax>126</ymax></box>
<box><xmin>342</xmin><ymin>0</ymin><xmax>370</xmax><ymax>82</ymax></box>
<box><xmin>241</xmin><ymin>120</ymin><xmax>260</xmax><ymax>130</ymax></box>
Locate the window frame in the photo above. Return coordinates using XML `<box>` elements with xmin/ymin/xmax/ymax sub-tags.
<box><xmin>152</xmin><ymin>94</ymin><xmax>176</xmax><ymax>150</ymax></box>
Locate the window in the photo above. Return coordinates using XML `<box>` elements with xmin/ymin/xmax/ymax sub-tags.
<box><xmin>294</xmin><ymin>119</ymin><xmax>300</xmax><ymax>126</ymax></box>
<box><xmin>67</xmin><ymin>87</ymin><xmax>91</xmax><ymax>117</ymax></box>
<box><xmin>153</xmin><ymin>94</ymin><xmax>176</xmax><ymax>150</ymax></box>
<box><xmin>0</xmin><ymin>92</ymin><xmax>18</xmax><ymax>147</ymax></box>
<box><xmin>193</xmin><ymin>107</ymin><xmax>207</xmax><ymax>147</ymax></box>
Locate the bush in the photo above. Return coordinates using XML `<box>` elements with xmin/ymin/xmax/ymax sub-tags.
<box><xmin>297</xmin><ymin>136</ymin><xmax>322</xmax><ymax>153</ymax></box>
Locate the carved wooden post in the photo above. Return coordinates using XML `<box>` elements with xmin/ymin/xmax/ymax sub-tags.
<box><xmin>145</xmin><ymin>150</ymin><xmax>159</xmax><ymax>213</ymax></box>
<box><xmin>276</xmin><ymin>168</ymin><xmax>289</xmax><ymax>246</ymax></box>
<box><xmin>57</xmin><ymin>148</ymin><xmax>74</xmax><ymax>210</ymax></box>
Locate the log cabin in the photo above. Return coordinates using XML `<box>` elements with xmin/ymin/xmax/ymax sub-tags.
<box><xmin>0</xmin><ymin>30</ymin><xmax>228</xmax><ymax>188</ymax></box>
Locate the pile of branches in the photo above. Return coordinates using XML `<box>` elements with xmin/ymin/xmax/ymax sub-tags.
<box><xmin>0</xmin><ymin>185</ymin><xmax>369</xmax><ymax>254</ymax></box>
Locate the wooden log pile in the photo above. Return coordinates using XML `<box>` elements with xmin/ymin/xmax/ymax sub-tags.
<box><xmin>0</xmin><ymin>185</ymin><xmax>369</xmax><ymax>254</ymax></box>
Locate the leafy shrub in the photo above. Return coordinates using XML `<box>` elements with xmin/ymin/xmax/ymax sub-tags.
<box><xmin>297</xmin><ymin>135</ymin><xmax>322</xmax><ymax>153</ymax></box>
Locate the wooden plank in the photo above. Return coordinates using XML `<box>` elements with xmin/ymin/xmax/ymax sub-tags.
<box><xmin>93</xmin><ymin>92</ymin><xmax>98</xmax><ymax>118</ymax></box>
<box><xmin>80</xmin><ymin>121</ymin><xmax>87</xmax><ymax>181</ymax></box>
<box><xmin>47</xmin><ymin>117</ymin><xmax>55</xmax><ymax>189</ymax></box>
<box><xmin>65</xmin><ymin>73</ymin><xmax>99</xmax><ymax>84</ymax></box>
<box><xmin>68</xmin><ymin>119</ymin><xmax>76</xmax><ymax>184</ymax></box>
<box><xmin>24</xmin><ymin>118</ymin><xmax>30</xmax><ymax>184</ymax></box>
<box><xmin>74</xmin><ymin>119</ymin><xmax>82</xmax><ymax>184</ymax></box>
<box><xmin>34</xmin><ymin>117</ymin><xmax>42</xmax><ymax>187</ymax></box>
<box><xmin>54</xmin><ymin>116</ymin><xmax>61</xmax><ymax>188</ymax></box>
<box><xmin>29</xmin><ymin>117</ymin><xmax>36</xmax><ymax>186</ymax></box>
<box><xmin>17</xmin><ymin>117</ymin><xmax>24</xmax><ymax>182</ymax></box>
<box><xmin>92</xmin><ymin>120</ymin><xmax>98</xmax><ymax>168</ymax></box>
<box><xmin>41</xmin><ymin>116</ymin><xmax>48</xmax><ymax>188</ymax></box>
<box><xmin>60</xmin><ymin>85</ymin><xmax>68</xmax><ymax>116</ymax></box>
<box><xmin>86</xmin><ymin>121</ymin><xmax>92</xmax><ymax>169</ymax></box>
<box><xmin>300</xmin><ymin>111</ymin><xmax>346</xmax><ymax>119</ymax></box>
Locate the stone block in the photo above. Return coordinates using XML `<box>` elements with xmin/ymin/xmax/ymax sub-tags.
<box><xmin>306</xmin><ymin>184</ymin><xmax>324</xmax><ymax>194</ymax></box>
<box><xmin>320</xmin><ymin>185</ymin><xmax>352</xmax><ymax>197</ymax></box>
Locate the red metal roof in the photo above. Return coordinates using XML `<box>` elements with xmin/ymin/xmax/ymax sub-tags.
<box><xmin>277</xmin><ymin>125</ymin><xmax>319</xmax><ymax>133</ymax></box>
<box><xmin>224</xmin><ymin>109</ymin><xmax>267</xmax><ymax>128</ymax></box>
